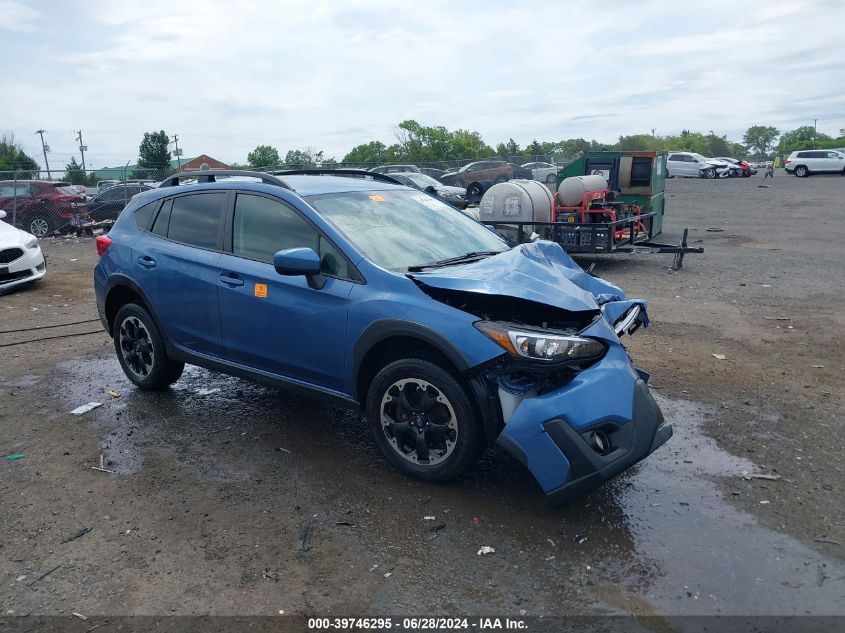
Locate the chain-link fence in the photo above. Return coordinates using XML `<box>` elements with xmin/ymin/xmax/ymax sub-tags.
<box><xmin>0</xmin><ymin>168</ymin><xmax>161</xmax><ymax>237</ymax></box>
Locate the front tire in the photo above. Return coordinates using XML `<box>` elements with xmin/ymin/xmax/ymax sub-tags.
<box><xmin>365</xmin><ymin>358</ymin><xmax>483</xmax><ymax>482</ymax></box>
<box><xmin>114</xmin><ymin>303</ymin><xmax>184</xmax><ymax>390</ymax></box>
<box><xmin>795</xmin><ymin>165</ymin><xmax>809</xmax><ymax>177</ymax></box>
<box><xmin>703</xmin><ymin>168</ymin><xmax>716</xmax><ymax>179</ymax></box>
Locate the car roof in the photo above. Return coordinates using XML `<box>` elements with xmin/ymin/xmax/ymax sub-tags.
<box><xmin>141</xmin><ymin>174</ymin><xmax>408</xmax><ymax>202</ymax></box>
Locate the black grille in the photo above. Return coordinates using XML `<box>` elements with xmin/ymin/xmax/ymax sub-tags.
<box><xmin>0</xmin><ymin>247</ymin><xmax>24</xmax><ymax>264</ymax></box>
<box><xmin>0</xmin><ymin>269</ymin><xmax>31</xmax><ymax>284</ymax></box>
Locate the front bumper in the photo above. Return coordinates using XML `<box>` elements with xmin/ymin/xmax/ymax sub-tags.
<box><xmin>491</xmin><ymin>325</ymin><xmax>671</xmax><ymax>505</ymax></box>
<box><xmin>0</xmin><ymin>245</ymin><xmax>46</xmax><ymax>294</ymax></box>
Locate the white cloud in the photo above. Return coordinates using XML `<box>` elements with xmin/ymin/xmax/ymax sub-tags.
<box><xmin>0</xmin><ymin>0</ymin><xmax>38</xmax><ymax>31</ymax></box>
<box><xmin>1</xmin><ymin>0</ymin><xmax>843</xmax><ymax>167</ymax></box>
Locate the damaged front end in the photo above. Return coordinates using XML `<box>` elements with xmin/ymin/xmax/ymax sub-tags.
<box><xmin>410</xmin><ymin>241</ymin><xmax>671</xmax><ymax>504</ymax></box>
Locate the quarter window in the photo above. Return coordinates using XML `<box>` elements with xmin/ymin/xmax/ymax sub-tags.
<box><xmin>135</xmin><ymin>201</ymin><xmax>159</xmax><ymax>231</ymax></box>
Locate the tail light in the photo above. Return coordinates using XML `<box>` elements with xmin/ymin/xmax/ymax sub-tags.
<box><xmin>96</xmin><ymin>234</ymin><xmax>112</xmax><ymax>256</ymax></box>
<box><xmin>785</xmin><ymin>159</ymin><xmax>792</xmax><ymax>165</ymax></box>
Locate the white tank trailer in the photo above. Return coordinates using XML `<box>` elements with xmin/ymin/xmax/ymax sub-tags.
<box><xmin>556</xmin><ymin>174</ymin><xmax>608</xmax><ymax>207</ymax></box>
<box><xmin>478</xmin><ymin>179</ymin><xmax>554</xmax><ymax>241</ymax></box>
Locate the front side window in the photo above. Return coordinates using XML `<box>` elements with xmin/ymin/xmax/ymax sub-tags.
<box><xmin>308</xmin><ymin>189</ymin><xmax>508</xmax><ymax>271</ymax></box>
<box><xmin>233</xmin><ymin>193</ymin><xmax>318</xmax><ymax>263</ymax></box>
<box><xmin>166</xmin><ymin>192</ymin><xmax>226</xmax><ymax>249</ymax></box>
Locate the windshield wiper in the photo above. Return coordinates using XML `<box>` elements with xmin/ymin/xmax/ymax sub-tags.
<box><xmin>407</xmin><ymin>251</ymin><xmax>502</xmax><ymax>272</ymax></box>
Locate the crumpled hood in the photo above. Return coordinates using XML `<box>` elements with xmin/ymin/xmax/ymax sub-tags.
<box><xmin>408</xmin><ymin>240</ymin><xmax>625</xmax><ymax>314</ymax></box>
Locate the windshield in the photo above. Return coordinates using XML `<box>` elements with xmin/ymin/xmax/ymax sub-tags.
<box><xmin>404</xmin><ymin>173</ymin><xmax>442</xmax><ymax>188</ymax></box>
<box><xmin>307</xmin><ymin>189</ymin><xmax>508</xmax><ymax>271</ymax></box>
<box><xmin>52</xmin><ymin>184</ymin><xmax>81</xmax><ymax>195</ymax></box>
<box><xmin>690</xmin><ymin>153</ymin><xmax>708</xmax><ymax>161</ymax></box>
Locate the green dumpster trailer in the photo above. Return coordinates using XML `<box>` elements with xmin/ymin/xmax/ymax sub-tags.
<box><xmin>548</xmin><ymin>150</ymin><xmax>700</xmax><ymax>269</ymax></box>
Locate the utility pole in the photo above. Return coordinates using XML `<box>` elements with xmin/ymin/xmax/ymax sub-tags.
<box><xmin>651</xmin><ymin>128</ymin><xmax>656</xmax><ymax>137</ymax></box>
<box><xmin>75</xmin><ymin>130</ymin><xmax>88</xmax><ymax>171</ymax></box>
<box><xmin>172</xmin><ymin>134</ymin><xmax>183</xmax><ymax>171</ymax></box>
<box><xmin>35</xmin><ymin>129</ymin><xmax>51</xmax><ymax>179</ymax></box>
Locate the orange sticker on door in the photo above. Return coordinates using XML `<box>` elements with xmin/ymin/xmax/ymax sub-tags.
<box><xmin>254</xmin><ymin>283</ymin><xmax>268</xmax><ymax>298</ymax></box>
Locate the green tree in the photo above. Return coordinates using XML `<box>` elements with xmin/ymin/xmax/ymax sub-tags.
<box><xmin>504</xmin><ymin>138</ymin><xmax>521</xmax><ymax>156</ymax></box>
<box><xmin>0</xmin><ymin>133</ymin><xmax>40</xmax><ymax>177</ymax></box>
<box><xmin>777</xmin><ymin>126</ymin><xmax>832</xmax><ymax>152</ymax></box>
<box><xmin>742</xmin><ymin>125</ymin><xmax>779</xmax><ymax>156</ymax></box>
<box><xmin>63</xmin><ymin>157</ymin><xmax>87</xmax><ymax>185</ymax></box>
<box><xmin>342</xmin><ymin>140</ymin><xmax>387</xmax><ymax>166</ymax></box>
<box><xmin>615</xmin><ymin>134</ymin><xmax>660</xmax><ymax>151</ymax></box>
<box><xmin>247</xmin><ymin>144</ymin><xmax>280</xmax><ymax>169</ymax></box>
<box><xmin>283</xmin><ymin>147</ymin><xmax>334</xmax><ymax>167</ymax></box>
<box><xmin>137</xmin><ymin>130</ymin><xmax>171</xmax><ymax>179</ymax></box>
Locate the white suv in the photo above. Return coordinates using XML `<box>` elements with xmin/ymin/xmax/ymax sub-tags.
<box><xmin>785</xmin><ymin>150</ymin><xmax>845</xmax><ymax>177</ymax></box>
<box><xmin>667</xmin><ymin>152</ymin><xmax>728</xmax><ymax>179</ymax></box>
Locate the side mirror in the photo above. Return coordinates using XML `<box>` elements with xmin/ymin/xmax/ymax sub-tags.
<box><xmin>273</xmin><ymin>247</ymin><xmax>325</xmax><ymax>289</ymax></box>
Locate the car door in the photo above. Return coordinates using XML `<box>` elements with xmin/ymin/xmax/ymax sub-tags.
<box><xmin>667</xmin><ymin>154</ymin><xmax>683</xmax><ymax>177</ymax></box>
<box><xmin>132</xmin><ymin>191</ymin><xmax>228</xmax><ymax>358</ymax></box>
<box><xmin>824</xmin><ymin>151</ymin><xmax>844</xmax><ymax>173</ymax></box>
<box><xmin>217</xmin><ymin>192</ymin><xmax>355</xmax><ymax>392</ymax></box>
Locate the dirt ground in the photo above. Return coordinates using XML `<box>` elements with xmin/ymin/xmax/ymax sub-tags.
<box><xmin>1</xmin><ymin>171</ymin><xmax>843</xmax><ymax>620</ymax></box>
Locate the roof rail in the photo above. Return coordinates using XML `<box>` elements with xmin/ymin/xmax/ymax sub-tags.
<box><xmin>273</xmin><ymin>168</ymin><xmax>401</xmax><ymax>185</ymax></box>
<box><xmin>158</xmin><ymin>169</ymin><xmax>292</xmax><ymax>189</ymax></box>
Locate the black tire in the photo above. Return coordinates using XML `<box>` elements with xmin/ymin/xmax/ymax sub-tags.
<box><xmin>742</xmin><ymin>171</ymin><xmax>751</xmax><ymax>177</ymax></box>
<box><xmin>703</xmin><ymin>168</ymin><xmax>716</xmax><ymax>179</ymax></box>
<box><xmin>113</xmin><ymin>303</ymin><xmax>184</xmax><ymax>390</ymax></box>
<box><xmin>27</xmin><ymin>215</ymin><xmax>54</xmax><ymax>238</ymax></box>
<box><xmin>546</xmin><ymin>173</ymin><xmax>556</xmax><ymax>184</ymax></box>
<box><xmin>795</xmin><ymin>165</ymin><xmax>809</xmax><ymax>177</ymax></box>
<box><xmin>365</xmin><ymin>358</ymin><xmax>483</xmax><ymax>482</ymax></box>
<box><xmin>495</xmin><ymin>175</ymin><xmax>508</xmax><ymax>184</ymax></box>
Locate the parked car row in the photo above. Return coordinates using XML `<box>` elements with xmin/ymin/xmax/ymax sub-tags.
<box><xmin>667</xmin><ymin>152</ymin><xmax>755</xmax><ymax>179</ymax></box>
<box><xmin>371</xmin><ymin>161</ymin><xmax>563</xmax><ymax>187</ymax></box>
<box><xmin>0</xmin><ymin>180</ymin><xmax>153</xmax><ymax>237</ymax></box>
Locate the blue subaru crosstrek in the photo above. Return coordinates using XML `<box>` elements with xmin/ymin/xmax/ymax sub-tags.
<box><xmin>94</xmin><ymin>169</ymin><xmax>671</xmax><ymax>504</ymax></box>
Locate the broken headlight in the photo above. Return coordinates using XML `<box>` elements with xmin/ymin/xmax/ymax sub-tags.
<box><xmin>475</xmin><ymin>321</ymin><xmax>606</xmax><ymax>364</ymax></box>
<box><xmin>614</xmin><ymin>304</ymin><xmax>645</xmax><ymax>337</ymax></box>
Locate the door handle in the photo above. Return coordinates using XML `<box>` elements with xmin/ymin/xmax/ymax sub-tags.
<box><xmin>137</xmin><ymin>256</ymin><xmax>156</xmax><ymax>269</ymax></box>
<box><xmin>219</xmin><ymin>273</ymin><xmax>244</xmax><ymax>287</ymax></box>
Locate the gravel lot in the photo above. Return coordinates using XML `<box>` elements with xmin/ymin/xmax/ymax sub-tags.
<box><xmin>1</xmin><ymin>171</ymin><xmax>843</xmax><ymax>619</ymax></box>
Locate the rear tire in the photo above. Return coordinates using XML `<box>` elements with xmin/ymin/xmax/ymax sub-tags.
<box><xmin>546</xmin><ymin>173</ymin><xmax>556</xmax><ymax>184</ymax></box>
<box><xmin>28</xmin><ymin>216</ymin><xmax>54</xmax><ymax>237</ymax></box>
<box><xmin>795</xmin><ymin>165</ymin><xmax>809</xmax><ymax>177</ymax></box>
<box><xmin>113</xmin><ymin>303</ymin><xmax>184</xmax><ymax>390</ymax></box>
<box><xmin>365</xmin><ymin>358</ymin><xmax>483</xmax><ymax>482</ymax></box>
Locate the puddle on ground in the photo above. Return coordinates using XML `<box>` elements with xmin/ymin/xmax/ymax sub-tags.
<box><xmin>55</xmin><ymin>355</ymin><xmax>844</xmax><ymax>616</ymax></box>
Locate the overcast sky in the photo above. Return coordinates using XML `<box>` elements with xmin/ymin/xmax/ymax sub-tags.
<box><xmin>2</xmin><ymin>0</ymin><xmax>843</xmax><ymax>169</ymax></box>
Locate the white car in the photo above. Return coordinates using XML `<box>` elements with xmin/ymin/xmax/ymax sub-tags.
<box><xmin>522</xmin><ymin>161</ymin><xmax>559</xmax><ymax>184</ymax></box>
<box><xmin>784</xmin><ymin>150</ymin><xmax>845</xmax><ymax>177</ymax></box>
<box><xmin>0</xmin><ymin>210</ymin><xmax>46</xmax><ymax>294</ymax></box>
<box><xmin>667</xmin><ymin>152</ymin><xmax>732</xmax><ymax>179</ymax></box>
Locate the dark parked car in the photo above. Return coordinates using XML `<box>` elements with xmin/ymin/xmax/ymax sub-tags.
<box><xmin>369</xmin><ymin>164</ymin><xmax>421</xmax><ymax>174</ymax></box>
<box><xmin>93</xmin><ymin>169</ymin><xmax>670</xmax><ymax>505</ymax></box>
<box><xmin>87</xmin><ymin>183</ymin><xmax>153</xmax><ymax>222</ymax></box>
<box><xmin>440</xmin><ymin>161</ymin><xmax>512</xmax><ymax>187</ymax></box>
<box><xmin>388</xmin><ymin>172</ymin><xmax>468</xmax><ymax>209</ymax></box>
<box><xmin>507</xmin><ymin>163</ymin><xmax>534</xmax><ymax>179</ymax></box>
<box><xmin>0</xmin><ymin>180</ymin><xmax>88</xmax><ymax>237</ymax></box>
<box><xmin>419</xmin><ymin>167</ymin><xmax>448</xmax><ymax>181</ymax></box>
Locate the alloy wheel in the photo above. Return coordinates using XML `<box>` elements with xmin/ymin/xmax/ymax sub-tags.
<box><xmin>380</xmin><ymin>378</ymin><xmax>458</xmax><ymax>467</ymax></box>
<box><xmin>29</xmin><ymin>218</ymin><xmax>50</xmax><ymax>237</ymax></box>
<box><xmin>118</xmin><ymin>316</ymin><xmax>155</xmax><ymax>379</ymax></box>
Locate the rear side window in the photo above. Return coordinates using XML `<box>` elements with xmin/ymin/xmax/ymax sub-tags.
<box><xmin>154</xmin><ymin>193</ymin><xmax>226</xmax><ymax>249</ymax></box>
<box><xmin>796</xmin><ymin>152</ymin><xmax>810</xmax><ymax>158</ymax></box>
<box><xmin>135</xmin><ymin>201</ymin><xmax>159</xmax><ymax>231</ymax></box>
<box><xmin>233</xmin><ymin>193</ymin><xmax>318</xmax><ymax>263</ymax></box>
